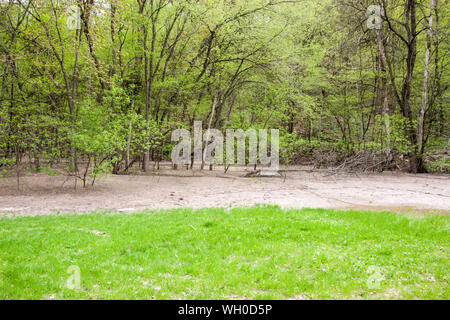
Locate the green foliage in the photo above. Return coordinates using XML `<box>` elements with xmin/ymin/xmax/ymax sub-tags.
<box><xmin>426</xmin><ymin>157</ymin><xmax>450</xmax><ymax>173</ymax></box>
<box><xmin>279</xmin><ymin>133</ymin><xmax>310</xmax><ymax>164</ymax></box>
<box><xmin>0</xmin><ymin>0</ymin><xmax>448</xmax><ymax>176</ymax></box>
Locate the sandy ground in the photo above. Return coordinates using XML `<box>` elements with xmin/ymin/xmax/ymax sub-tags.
<box><xmin>0</xmin><ymin>165</ymin><xmax>449</xmax><ymax>216</ymax></box>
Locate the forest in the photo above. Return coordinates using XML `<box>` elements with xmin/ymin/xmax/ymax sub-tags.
<box><xmin>0</xmin><ymin>0</ymin><xmax>448</xmax><ymax>186</ymax></box>
<box><xmin>0</xmin><ymin>0</ymin><xmax>449</xmax><ymax>302</ymax></box>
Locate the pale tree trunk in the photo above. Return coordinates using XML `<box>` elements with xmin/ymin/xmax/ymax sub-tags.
<box><xmin>418</xmin><ymin>0</ymin><xmax>435</xmax><ymax>157</ymax></box>
<box><xmin>126</xmin><ymin>101</ymin><xmax>134</xmax><ymax>169</ymax></box>
<box><xmin>201</xmin><ymin>95</ymin><xmax>218</xmax><ymax>170</ymax></box>
<box><xmin>143</xmin><ymin>2</ymin><xmax>158</xmax><ymax>172</ymax></box>
<box><xmin>376</xmin><ymin>25</ymin><xmax>393</xmax><ymax>164</ymax></box>
<box><xmin>432</xmin><ymin>1</ymin><xmax>443</xmax><ymax>134</ymax></box>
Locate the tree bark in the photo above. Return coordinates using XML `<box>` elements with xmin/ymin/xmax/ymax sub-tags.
<box><xmin>201</xmin><ymin>95</ymin><xmax>218</xmax><ymax>170</ymax></box>
<box><xmin>417</xmin><ymin>0</ymin><xmax>435</xmax><ymax>163</ymax></box>
<box><xmin>376</xmin><ymin>25</ymin><xmax>393</xmax><ymax>164</ymax></box>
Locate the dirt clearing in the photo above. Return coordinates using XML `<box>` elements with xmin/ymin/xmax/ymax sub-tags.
<box><xmin>0</xmin><ymin>165</ymin><xmax>448</xmax><ymax>216</ymax></box>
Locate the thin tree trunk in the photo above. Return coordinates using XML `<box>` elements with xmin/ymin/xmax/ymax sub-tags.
<box><xmin>126</xmin><ymin>101</ymin><xmax>134</xmax><ymax>170</ymax></box>
<box><xmin>418</xmin><ymin>0</ymin><xmax>435</xmax><ymax>159</ymax></box>
<box><xmin>404</xmin><ymin>0</ymin><xmax>419</xmax><ymax>172</ymax></box>
<box><xmin>201</xmin><ymin>95</ymin><xmax>218</xmax><ymax>170</ymax></box>
<box><xmin>143</xmin><ymin>2</ymin><xmax>158</xmax><ymax>172</ymax></box>
<box><xmin>376</xmin><ymin>27</ymin><xmax>392</xmax><ymax>163</ymax></box>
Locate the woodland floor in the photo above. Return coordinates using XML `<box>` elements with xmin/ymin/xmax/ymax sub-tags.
<box><xmin>0</xmin><ymin>164</ymin><xmax>449</xmax><ymax>217</ymax></box>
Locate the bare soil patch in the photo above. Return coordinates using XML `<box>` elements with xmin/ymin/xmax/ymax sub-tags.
<box><xmin>0</xmin><ymin>164</ymin><xmax>448</xmax><ymax>216</ymax></box>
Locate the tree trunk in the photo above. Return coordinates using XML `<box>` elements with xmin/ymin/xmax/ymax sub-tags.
<box><xmin>376</xmin><ymin>27</ymin><xmax>393</xmax><ymax>164</ymax></box>
<box><xmin>417</xmin><ymin>0</ymin><xmax>435</xmax><ymax>165</ymax></box>
<box><xmin>201</xmin><ymin>95</ymin><xmax>218</xmax><ymax>170</ymax></box>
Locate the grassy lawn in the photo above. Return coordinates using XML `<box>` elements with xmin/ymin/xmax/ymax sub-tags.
<box><xmin>0</xmin><ymin>206</ymin><xmax>448</xmax><ymax>300</ymax></box>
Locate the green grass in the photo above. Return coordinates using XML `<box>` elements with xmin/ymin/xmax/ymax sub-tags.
<box><xmin>0</xmin><ymin>206</ymin><xmax>448</xmax><ymax>299</ymax></box>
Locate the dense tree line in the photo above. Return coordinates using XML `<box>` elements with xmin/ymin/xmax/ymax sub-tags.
<box><xmin>0</xmin><ymin>0</ymin><xmax>448</xmax><ymax>187</ymax></box>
